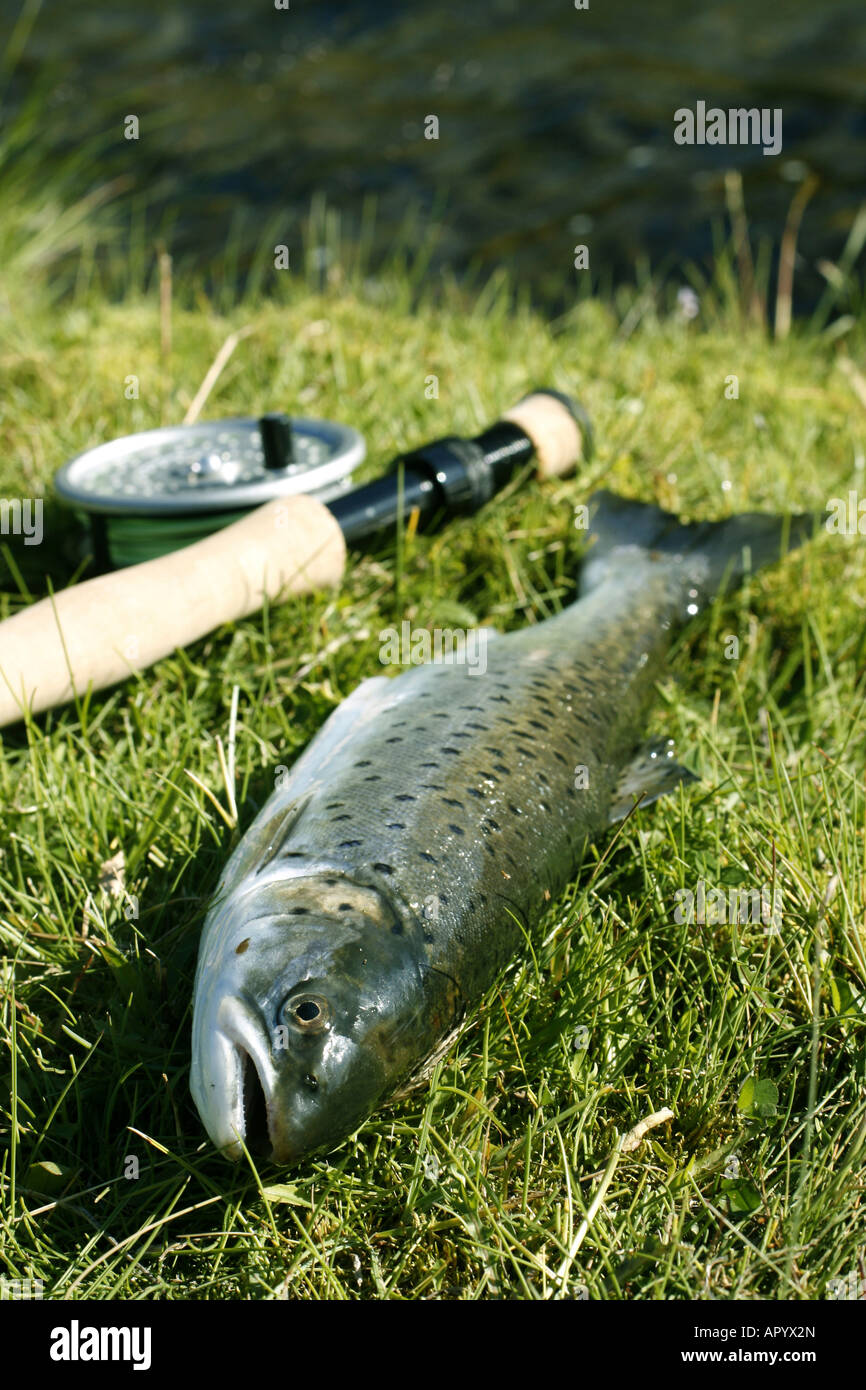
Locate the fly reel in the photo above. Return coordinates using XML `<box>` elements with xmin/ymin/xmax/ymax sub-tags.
<box><xmin>54</xmin><ymin>413</ymin><xmax>366</xmax><ymax>568</ymax></box>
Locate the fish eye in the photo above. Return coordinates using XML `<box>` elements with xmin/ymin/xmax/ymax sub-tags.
<box><xmin>282</xmin><ymin>992</ymin><xmax>330</xmax><ymax>1034</ymax></box>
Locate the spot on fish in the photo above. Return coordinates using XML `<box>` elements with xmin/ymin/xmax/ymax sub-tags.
<box><xmin>235</xmin><ymin>938</ymin><xmax>250</xmax><ymax>955</ymax></box>
<box><xmin>332</xmin><ymin>813</ymin><xmax>352</xmax><ymax>821</ymax></box>
<box><xmin>373</xmin><ymin>862</ymin><xmax>395</xmax><ymax>875</ymax></box>
<box><xmin>442</xmin><ymin>797</ymin><xmax>463</xmax><ymax>809</ymax></box>
<box><xmin>386</xmin><ymin>821</ymin><xmax>406</xmax><ymax>830</ymax></box>
<box><xmin>448</xmin><ymin>824</ymin><xmax>465</xmax><ymax>836</ymax></box>
<box><xmin>420</xmin><ymin>852</ymin><xmax>437</xmax><ymax>863</ymax></box>
<box><xmin>338</xmin><ymin>903</ymin><xmax>354</xmax><ymax>912</ymax></box>
<box><xmin>355</xmin><ymin>760</ymin><xmax>373</xmax><ymax>767</ymax></box>
<box><xmin>338</xmin><ymin>839</ymin><xmax>363</xmax><ymax>848</ymax></box>
<box><xmin>395</xmin><ymin>794</ymin><xmax>416</xmax><ymax>802</ymax></box>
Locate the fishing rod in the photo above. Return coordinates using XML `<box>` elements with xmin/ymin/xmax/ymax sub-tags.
<box><xmin>0</xmin><ymin>390</ymin><xmax>592</xmax><ymax>729</ymax></box>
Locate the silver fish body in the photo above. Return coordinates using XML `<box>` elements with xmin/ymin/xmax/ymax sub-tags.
<box><xmin>190</xmin><ymin>492</ymin><xmax>813</xmax><ymax>1163</ymax></box>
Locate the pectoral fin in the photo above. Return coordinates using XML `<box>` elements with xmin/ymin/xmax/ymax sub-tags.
<box><xmin>608</xmin><ymin>739</ymin><xmax>698</xmax><ymax>823</ymax></box>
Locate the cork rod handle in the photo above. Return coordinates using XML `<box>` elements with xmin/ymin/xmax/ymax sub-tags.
<box><xmin>0</xmin><ymin>494</ymin><xmax>346</xmax><ymax>728</ymax></box>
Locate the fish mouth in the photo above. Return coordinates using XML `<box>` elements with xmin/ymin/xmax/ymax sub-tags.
<box><xmin>238</xmin><ymin>1046</ymin><xmax>272</xmax><ymax>1159</ymax></box>
<box><xmin>196</xmin><ymin>996</ymin><xmax>278</xmax><ymax>1162</ymax></box>
<box><xmin>221</xmin><ymin>1032</ymin><xmax>337</xmax><ymax>1166</ymax></box>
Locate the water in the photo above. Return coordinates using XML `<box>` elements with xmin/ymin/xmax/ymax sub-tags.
<box><xmin>5</xmin><ymin>0</ymin><xmax>865</xmax><ymax>307</ymax></box>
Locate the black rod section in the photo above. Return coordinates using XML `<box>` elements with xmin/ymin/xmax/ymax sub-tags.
<box><xmin>327</xmin><ymin>418</ymin><xmax>540</xmax><ymax>547</ymax></box>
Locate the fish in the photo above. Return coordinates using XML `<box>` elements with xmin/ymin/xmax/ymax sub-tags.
<box><xmin>190</xmin><ymin>490</ymin><xmax>815</xmax><ymax>1164</ymax></box>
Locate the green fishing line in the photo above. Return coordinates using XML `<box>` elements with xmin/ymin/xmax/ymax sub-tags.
<box><xmin>100</xmin><ymin>511</ymin><xmax>248</xmax><ymax>567</ymax></box>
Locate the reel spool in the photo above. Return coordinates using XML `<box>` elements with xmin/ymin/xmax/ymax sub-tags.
<box><xmin>54</xmin><ymin>413</ymin><xmax>366</xmax><ymax>568</ymax></box>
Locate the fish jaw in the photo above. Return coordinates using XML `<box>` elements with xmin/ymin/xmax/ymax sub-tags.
<box><xmin>190</xmin><ymin>991</ymin><xmax>277</xmax><ymax>1162</ymax></box>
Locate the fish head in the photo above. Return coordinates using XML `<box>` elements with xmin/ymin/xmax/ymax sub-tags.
<box><xmin>191</xmin><ymin>869</ymin><xmax>456</xmax><ymax>1164</ymax></box>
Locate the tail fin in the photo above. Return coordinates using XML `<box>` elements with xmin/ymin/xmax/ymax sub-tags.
<box><xmin>579</xmin><ymin>489</ymin><xmax>819</xmax><ymax>612</ymax></box>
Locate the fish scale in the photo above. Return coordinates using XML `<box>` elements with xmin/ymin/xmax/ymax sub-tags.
<box><xmin>190</xmin><ymin>490</ymin><xmax>816</xmax><ymax>1163</ymax></box>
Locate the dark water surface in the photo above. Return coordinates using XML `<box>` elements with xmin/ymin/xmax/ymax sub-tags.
<box><xmin>4</xmin><ymin>0</ymin><xmax>865</xmax><ymax>306</ymax></box>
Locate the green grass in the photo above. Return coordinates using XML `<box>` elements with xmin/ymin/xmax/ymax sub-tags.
<box><xmin>1</xmin><ymin>177</ymin><xmax>866</xmax><ymax>1300</ymax></box>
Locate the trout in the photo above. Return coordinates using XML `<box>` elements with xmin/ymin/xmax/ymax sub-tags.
<box><xmin>190</xmin><ymin>491</ymin><xmax>814</xmax><ymax>1163</ymax></box>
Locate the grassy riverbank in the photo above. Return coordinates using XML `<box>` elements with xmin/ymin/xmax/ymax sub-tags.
<box><xmin>1</xmin><ymin>199</ymin><xmax>865</xmax><ymax>1299</ymax></box>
